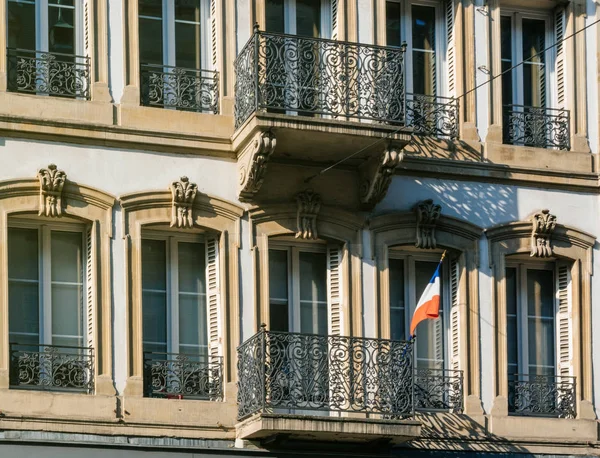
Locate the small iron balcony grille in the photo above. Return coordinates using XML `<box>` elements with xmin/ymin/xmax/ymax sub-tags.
<box><xmin>414</xmin><ymin>368</ymin><xmax>464</xmax><ymax>413</ymax></box>
<box><xmin>9</xmin><ymin>343</ymin><xmax>94</xmax><ymax>393</ymax></box>
<box><xmin>7</xmin><ymin>48</ymin><xmax>90</xmax><ymax>99</ymax></box>
<box><xmin>406</xmin><ymin>94</ymin><xmax>459</xmax><ymax>139</ymax></box>
<box><xmin>143</xmin><ymin>351</ymin><xmax>223</xmax><ymax>400</ymax></box>
<box><xmin>140</xmin><ymin>63</ymin><xmax>220</xmax><ymax>113</ymax></box>
<box><xmin>234</xmin><ymin>28</ymin><xmax>406</xmax><ymax>128</ymax></box>
<box><xmin>503</xmin><ymin>105</ymin><xmax>570</xmax><ymax>150</ymax></box>
<box><xmin>508</xmin><ymin>374</ymin><xmax>576</xmax><ymax>418</ymax></box>
<box><xmin>237</xmin><ymin>329</ymin><xmax>414</xmax><ymax>420</ymax></box>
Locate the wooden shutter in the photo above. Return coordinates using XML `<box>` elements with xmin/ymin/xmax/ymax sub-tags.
<box><xmin>554</xmin><ymin>7</ymin><xmax>566</xmax><ymax>108</ymax></box>
<box><xmin>331</xmin><ymin>0</ymin><xmax>339</xmax><ymax>40</ymax></box>
<box><xmin>205</xmin><ymin>236</ymin><xmax>221</xmax><ymax>358</ymax></box>
<box><xmin>210</xmin><ymin>0</ymin><xmax>218</xmax><ymax>70</ymax></box>
<box><xmin>327</xmin><ymin>245</ymin><xmax>343</xmax><ymax>336</ymax></box>
<box><xmin>556</xmin><ymin>263</ymin><xmax>572</xmax><ymax>377</ymax></box>
<box><xmin>85</xmin><ymin>224</ymin><xmax>96</xmax><ymax>350</ymax></box>
<box><xmin>445</xmin><ymin>0</ymin><xmax>455</xmax><ymax>97</ymax></box>
<box><xmin>449</xmin><ymin>259</ymin><xmax>460</xmax><ymax>371</ymax></box>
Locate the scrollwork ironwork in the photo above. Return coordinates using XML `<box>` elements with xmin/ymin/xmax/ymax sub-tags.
<box><xmin>503</xmin><ymin>105</ymin><xmax>570</xmax><ymax>150</ymax></box>
<box><xmin>234</xmin><ymin>29</ymin><xmax>406</xmax><ymax>128</ymax></box>
<box><xmin>406</xmin><ymin>94</ymin><xmax>459</xmax><ymax>139</ymax></box>
<box><xmin>143</xmin><ymin>352</ymin><xmax>223</xmax><ymax>401</ymax></box>
<box><xmin>237</xmin><ymin>329</ymin><xmax>414</xmax><ymax>420</ymax></box>
<box><xmin>141</xmin><ymin>63</ymin><xmax>219</xmax><ymax>113</ymax></box>
<box><xmin>7</xmin><ymin>48</ymin><xmax>90</xmax><ymax>99</ymax></box>
<box><xmin>9</xmin><ymin>343</ymin><xmax>94</xmax><ymax>393</ymax></box>
<box><xmin>414</xmin><ymin>368</ymin><xmax>464</xmax><ymax>413</ymax></box>
<box><xmin>508</xmin><ymin>374</ymin><xmax>576</xmax><ymax>418</ymax></box>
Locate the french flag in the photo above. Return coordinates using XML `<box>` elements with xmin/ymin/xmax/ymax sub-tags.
<box><xmin>409</xmin><ymin>264</ymin><xmax>442</xmax><ymax>337</ymax></box>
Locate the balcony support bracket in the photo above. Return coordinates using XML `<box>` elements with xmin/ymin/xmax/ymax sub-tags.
<box><xmin>238</xmin><ymin>130</ymin><xmax>277</xmax><ymax>202</ymax></box>
<box><xmin>359</xmin><ymin>146</ymin><xmax>404</xmax><ymax>210</ymax></box>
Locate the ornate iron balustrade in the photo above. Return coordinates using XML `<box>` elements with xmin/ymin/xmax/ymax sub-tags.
<box><xmin>140</xmin><ymin>63</ymin><xmax>219</xmax><ymax>113</ymax></box>
<box><xmin>7</xmin><ymin>48</ymin><xmax>90</xmax><ymax>99</ymax></box>
<box><xmin>414</xmin><ymin>368</ymin><xmax>463</xmax><ymax>413</ymax></box>
<box><xmin>234</xmin><ymin>27</ymin><xmax>406</xmax><ymax>128</ymax></box>
<box><xmin>9</xmin><ymin>343</ymin><xmax>94</xmax><ymax>393</ymax></box>
<box><xmin>503</xmin><ymin>105</ymin><xmax>570</xmax><ymax>150</ymax></box>
<box><xmin>406</xmin><ymin>94</ymin><xmax>459</xmax><ymax>139</ymax></box>
<box><xmin>237</xmin><ymin>328</ymin><xmax>414</xmax><ymax>420</ymax></box>
<box><xmin>508</xmin><ymin>374</ymin><xmax>576</xmax><ymax>418</ymax></box>
<box><xmin>143</xmin><ymin>351</ymin><xmax>223</xmax><ymax>401</ymax></box>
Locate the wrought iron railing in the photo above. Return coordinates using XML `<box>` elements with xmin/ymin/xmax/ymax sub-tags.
<box><xmin>140</xmin><ymin>63</ymin><xmax>219</xmax><ymax>113</ymax></box>
<box><xmin>9</xmin><ymin>343</ymin><xmax>94</xmax><ymax>393</ymax></box>
<box><xmin>143</xmin><ymin>351</ymin><xmax>223</xmax><ymax>400</ymax></box>
<box><xmin>234</xmin><ymin>27</ymin><xmax>406</xmax><ymax>128</ymax></box>
<box><xmin>406</xmin><ymin>94</ymin><xmax>459</xmax><ymax>139</ymax></box>
<box><xmin>414</xmin><ymin>368</ymin><xmax>463</xmax><ymax>413</ymax></box>
<box><xmin>508</xmin><ymin>374</ymin><xmax>576</xmax><ymax>418</ymax></box>
<box><xmin>237</xmin><ymin>328</ymin><xmax>414</xmax><ymax>420</ymax></box>
<box><xmin>503</xmin><ymin>105</ymin><xmax>570</xmax><ymax>150</ymax></box>
<box><xmin>7</xmin><ymin>48</ymin><xmax>90</xmax><ymax>99</ymax></box>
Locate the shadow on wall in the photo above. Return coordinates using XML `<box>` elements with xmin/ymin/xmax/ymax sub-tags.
<box><xmin>405</xmin><ymin>135</ymin><xmax>483</xmax><ymax>162</ymax></box>
<box><xmin>379</xmin><ymin>178</ymin><xmax>518</xmax><ymax>229</ymax></box>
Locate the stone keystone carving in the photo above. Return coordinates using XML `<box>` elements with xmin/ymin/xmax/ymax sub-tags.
<box><xmin>238</xmin><ymin>131</ymin><xmax>276</xmax><ymax>202</ymax></box>
<box><xmin>170</xmin><ymin>176</ymin><xmax>198</xmax><ymax>229</ymax></box>
<box><xmin>38</xmin><ymin>164</ymin><xmax>67</xmax><ymax>217</ymax></box>
<box><xmin>530</xmin><ymin>209</ymin><xmax>557</xmax><ymax>257</ymax></box>
<box><xmin>414</xmin><ymin>199</ymin><xmax>442</xmax><ymax>249</ymax></box>
<box><xmin>295</xmin><ymin>189</ymin><xmax>321</xmax><ymax>240</ymax></box>
<box><xmin>359</xmin><ymin>147</ymin><xmax>404</xmax><ymax>209</ymax></box>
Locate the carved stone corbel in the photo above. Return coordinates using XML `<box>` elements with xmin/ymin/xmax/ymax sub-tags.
<box><xmin>38</xmin><ymin>164</ymin><xmax>67</xmax><ymax>217</ymax></box>
<box><xmin>295</xmin><ymin>189</ymin><xmax>321</xmax><ymax>240</ymax></box>
<box><xmin>238</xmin><ymin>131</ymin><xmax>277</xmax><ymax>202</ymax></box>
<box><xmin>359</xmin><ymin>147</ymin><xmax>404</xmax><ymax>209</ymax></box>
<box><xmin>530</xmin><ymin>209</ymin><xmax>556</xmax><ymax>257</ymax></box>
<box><xmin>414</xmin><ymin>199</ymin><xmax>442</xmax><ymax>249</ymax></box>
<box><xmin>170</xmin><ymin>176</ymin><xmax>197</xmax><ymax>228</ymax></box>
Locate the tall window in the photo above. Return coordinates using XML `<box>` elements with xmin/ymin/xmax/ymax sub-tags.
<box><xmin>8</xmin><ymin>222</ymin><xmax>84</xmax><ymax>348</ymax></box>
<box><xmin>141</xmin><ymin>233</ymin><xmax>209</xmax><ymax>358</ymax></box>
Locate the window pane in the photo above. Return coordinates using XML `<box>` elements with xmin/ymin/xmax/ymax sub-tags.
<box><xmin>299</xmin><ymin>251</ymin><xmax>327</xmax><ymax>334</ymax></box>
<box><xmin>8</xmin><ymin>0</ymin><xmax>36</xmax><ymax>50</ymax></box>
<box><xmin>178</xmin><ymin>242</ymin><xmax>207</xmax><ymax>354</ymax></box>
<box><xmin>8</xmin><ymin>228</ymin><xmax>39</xmax><ymax>344</ymax></box>
<box><xmin>527</xmin><ymin>269</ymin><xmax>554</xmax><ymax>318</ymax></box>
<box><xmin>269</xmin><ymin>249</ymin><xmax>289</xmax><ymax>332</ymax></box>
<box><xmin>176</xmin><ymin>21</ymin><xmax>202</xmax><ymax>69</ymax></box>
<box><xmin>48</xmin><ymin>5</ymin><xmax>76</xmax><ymax>55</ymax></box>
<box><xmin>412</xmin><ymin>5</ymin><xmax>436</xmax><ymax>96</ymax></box>
<box><xmin>386</xmin><ymin>1</ymin><xmax>402</xmax><ymax>48</ymax></box>
<box><xmin>506</xmin><ymin>267</ymin><xmax>518</xmax><ymax>372</ymax></box>
<box><xmin>389</xmin><ymin>258</ymin><xmax>405</xmax><ymax>341</ymax></box>
<box><xmin>139</xmin><ymin>1</ymin><xmax>163</xmax><ymax>65</ymax></box>
<box><xmin>142</xmin><ymin>239</ymin><xmax>167</xmax><ymax>353</ymax></box>
<box><xmin>265</xmin><ymin>0</ymin><xmax>285</xmax><ymax>33</ymax></box>
<box><xmin>296</xmin><ymin>0</ymin><xmax>321</xmax><ymax>38</ymax></box>
<box><xmin>178</xmin><ymin>242</ymin><xmax>206</xmax><ymax>294</ymax></box>
<box><xmin>139</xmin><ymin>0</ymin><xmax>163</xmax><ymax>17</ymax></box>
<box><xmin>414</xmin><ymin>260</ymin><xmax>443</xmax><ymax>369</ymax></box>
<box><xmin>142</xmin><ymin>239</ymin><xmax>167</xmax><ymax>290</ymax></box>
<box><xmin>51</xmin><ymin>231</ymin><xmax>82</xmax><ymax>283</ymax></box>
<box><xmin>528</xmin><ymin>317</ymin><xmax>555</xmax><ymax>375</ymax></box>
<box><xmin>522</xmin><ymin>19</ymin><xmax>546</xmax><ymax>108</ymax></box>
<box><xmin>175</xmin><ymin>0</ymin><xmax>201</xmax><ymax>21</ymax></box>
<box><xmin>500</xmin><ymin>16</ymin><xmax>513</xmax><ymax>106</ymax></box>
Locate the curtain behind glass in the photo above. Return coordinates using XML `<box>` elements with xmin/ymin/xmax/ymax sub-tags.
<box><xmin>527</xmin><ymin>269</ymin><xmax>555</xmax><ymax>376</ymax></box>
<box><xmin>142</xmin><ymin>239</ymin><xmax>168</xmax><ymax>353</ymax></box>
<box><xmin>522</xmin><ymin>19</ymin><xmax>546</xmax><ymax>108</ymax></box>
<box><xmin>299</xmin><ymin>251</ymin><xmax>327</xmax><ymax>335</ymax></box>
<box><xmin>412</xmin><ymin>5</ymin><xmax>436</xmax><ymax>96</ymax></box>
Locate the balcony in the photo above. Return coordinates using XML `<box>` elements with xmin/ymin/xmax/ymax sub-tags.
<box><xmin>414</xmin><ymin>368</ymin><xmax>464</xmax><ymax>413</ymax></box>
<box><xmin>143</xmin><ymin>351</ymin><xmax>223</xmax><ymax>401</ymax></box>
<box><xmin>7</xmin><ymin>48</ymin><xmax>91</xmax><ymax>100</ymax></box>
<box><xmin>508</xmin><ymin>374</ymin><xmax>576</xmax><ymax>418</ymax></box>
<box><xmin>9</xmin><ymin>343</ymin><xmax>94</xmax><ymax>394</ymax></box>
<box><xmin>236</xmin><ymin>329</ymin><xmax>420</xmax><ymax>444</ymax></box>
<box><xmin>503</xmin><ymin>105</ymin><xmax>570</xmax><ymax>150</ymax></box>
<box><xmin>140</xmin><ymin>63</ymin><xmax>219</xmax><ymax>113</ymax></box>
<box><xmin>406</xmin><ymin>94</ymin><xmax>459</xmax><ymax>139</ymax></box>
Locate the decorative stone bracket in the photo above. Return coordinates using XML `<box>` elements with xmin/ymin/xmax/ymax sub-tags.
<box><xmin>530</xmin><ymin>209</ymin><xmax>557</xmax><ymax>257</ymax></box>
<box><xmin>414</xmin><ymin>199</ymin><xmax>442</xmax><ymax>249</ymax></box>
<box><xmin>295</xmin><ymin>189</ymin><xmax>321</xmax><ymax>240</ymax></box>
<box><xmin>38</xmin><ymin>164</ymin><xmax>67</xmax><ymax>217</ymax></box>
<box><xmin>359</xmin><ymin>147</ymin><xmax>404</xmax><ymax>210</ymax></box>
<box><xmin>238</xmin><ymin>131</ymin><xmax>277</xmax><ymax>202</ymax></box>
<box><xmin>170</xmin><ymin>176</ymin><xmax>198</xmax><ymax>228</ymax></box>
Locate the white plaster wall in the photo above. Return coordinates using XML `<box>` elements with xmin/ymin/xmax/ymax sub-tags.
<box><xmin>585</xmin><ymin>0</ymin><xmax>599</xmax><ymax>155</ymax></box>
<box><xmin>473</xmin><ymin>0</ymin><xmax>490</xmax><ymax>141</ymax></box>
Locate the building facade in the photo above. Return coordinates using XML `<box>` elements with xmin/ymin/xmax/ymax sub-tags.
<box><xmin>0</xmin><ymin>0</ymin><xmax>599</xmax><ymax>456</ymax></box>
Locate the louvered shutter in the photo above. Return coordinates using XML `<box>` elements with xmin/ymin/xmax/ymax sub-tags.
<box><xmin>210</xmin><ymin>0</ymin><xmax>218</xmax><ymax>70</ymax></box>
<box><xmin>331</xmin><ymin>0</ymin><xmax>339</xmax><ymax>40</ymax></box>
<box><xmin>449</xmin><ymin>259</ymin><xmax>460</xmax><ymax>371</ymax></box>
<box><xmin>556</xmin><ymin>263</ymin><xmax>572</xmax><ymax>377</ymax></box>
<box><xmin>85</xmin><ymin>224</ymin><xmax>96</xmax><ymax>350</ymax></box>
<box><xmin>205</xmin><ymin>236</ymin><xmax>221</xmax><ymax>359</ymax></box>
<box><xmin>554</xmin><ymin>7</ymin><xmax>566</xmax><ymax>108</ymax></box>
<box><xmin>445</xmin><ymin>0</ymin><xmax>455</xmax><ymax>97</ymax></box>
<box><xmin>327</xmin><ymin>245</ymin><xmax>343</xmax><ymax>336</ymax></box>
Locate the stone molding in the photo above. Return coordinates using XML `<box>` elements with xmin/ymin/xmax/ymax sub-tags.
<box><xmin>38</xmin><ymin>164</ymin><xmax>67</xmax><ymax>217</ymax></box>
<box><xmin>414</xmin><ymin>199</ymin><xmax>442</xmax><ymax>249</ymax></box>
<box><xmin>170</xmin><ymin>176</ymin><xmax>198</xmax><ymax>229</ymax></box>
<box><xmin>530</xmin><ymin>209</ymin><xmax>557</xmax><ymax>258</ymax></box>
<box><xmin>359</xmin><ymin>147</ymin><xmax>403</xmax><ymax>209</ymax></box>
<box><xmin>238</xmin><ymin>131</ymin><xmax>276</xmax><ymax>202</ymax></box>
<box><xmin>295</xmin><ymin>189</ymin><xmax>321</xmax><ymax>240</ymax></box>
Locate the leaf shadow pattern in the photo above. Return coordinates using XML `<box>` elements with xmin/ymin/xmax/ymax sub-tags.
<box><xmin>404</xmin><ymin>135</ymin><xmax>484</xmax><ymax>162</ymax></box>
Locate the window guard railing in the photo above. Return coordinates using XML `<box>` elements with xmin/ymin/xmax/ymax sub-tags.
<box><xmin>7</xmin><ymin>48</ymin><xmax>91</xmax><ymax>100</ymax></box>
<box><xmin>508</xmin><ymin>373</ymin><xmax>576</xmax><ymax>418</ymax></box>
<box><xmin>503</xmin><ymin>104</ymin><xmax>570</xmax><ymax>150</ymax></box>
<box><xmin>406</xmin><ymin>93</ymin><xmax>459</xmax><ymax>139</ymax></box>
<box><xmin>414</xmin><ymin>367</ymin><xmax>463</xmax><ymax>413</ymax></box>
<box><xmin>9</xmin><ymin>343</ymin><xmax>94</xmax><ymax>394</ymax></box>
<box><xmin>237</xmin><ymin>328</ymin><xmax>414</xmax><ymax>420</ymax></box>
<box><xmin>234</xmin><ymin>26</ymin><xmax>407</xmax><ymax>129</ymax></box>
<box><xmin>140</xmin><ymin>63</ymin><xmax>220</xmax><ymax>113</ymax></box>
<box><xmin>143</xmin><ymin>351</ymin><xmax>223</xmax><ymax>401</ymax></box>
